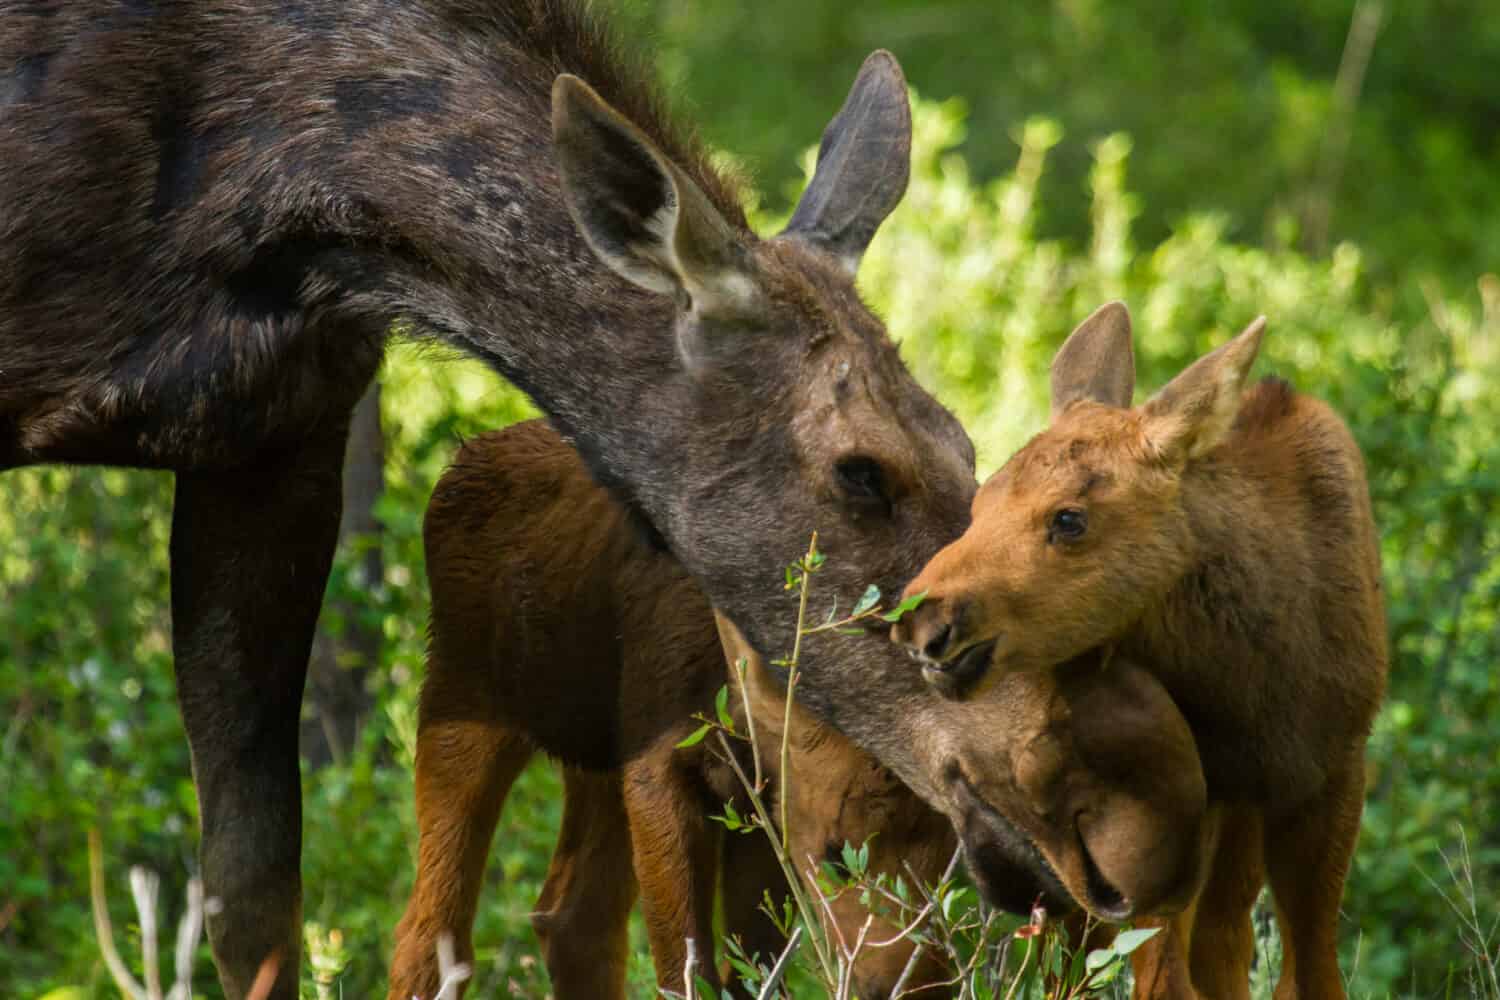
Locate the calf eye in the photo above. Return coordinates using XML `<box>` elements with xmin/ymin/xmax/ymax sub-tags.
<box><xmin>834</xmin><ymin>455</ymin><xmax>893</xmax><ymax>516</ymax></box>
<box><xmin>1048</xmin><ymin>507</ymin><xmax>1088</xmax><ymax>543</ymax></box>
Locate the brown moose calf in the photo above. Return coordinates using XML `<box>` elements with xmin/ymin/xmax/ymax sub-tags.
<box><xmin>388</xmin><ymin>419</ymin><xmax>958</xmax><ymax>1000</ymax></box>
<box><xmin>895</xmin><ymin>302</ymin><xmax>1388</xmax><ymax>999</ymax></box>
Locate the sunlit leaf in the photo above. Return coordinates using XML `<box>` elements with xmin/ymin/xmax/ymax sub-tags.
<box><xmin>881</xmin><ymin>590</ymin><xmax>927</xmax><ymax>622</ymax></box>
<box><xmin>675</xmin><ymin>723</ymin><xmax>712</xmax><ymax>748</ymax></box>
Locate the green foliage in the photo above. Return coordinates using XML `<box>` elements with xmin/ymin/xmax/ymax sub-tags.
<box><xmin>3</xmin><ymin>82</ymin><xmax>1497</xmax><ymax>1000</ymax></box>
<box><xmin>630</xmin><ymin>0</ymin><xmax>1500</xmax><ymax>285</ymax></box>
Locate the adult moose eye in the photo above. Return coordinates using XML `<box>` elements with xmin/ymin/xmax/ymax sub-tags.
<box><xmin>834</xmin><ymin>455</ymin><xmax>893</xmax><ymax>516</ymax></box>
<box><xmin>1048</xmin><ymin>507</ymin><xmax>1088</xmax><ymax>543</ymax></box>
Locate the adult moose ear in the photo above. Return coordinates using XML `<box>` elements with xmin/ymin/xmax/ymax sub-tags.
<box><xmin>1142</xmin><ymin>316</ymin><xmax>1268</xmax><ymax>464</ymax></box>
<box><xmin>551</xmin><ymin>75</ymin><xmax>756</xmax><ymax>315</ymax></box>
<box><xmin>1050</xmin><ymin>301</ymin><xmax>1136</xmax><ymax>419</ymax></box>
<box><xmin>780</xmin><ymin>50</ymin><xmax>912</xmax><ymax>275</ymax></box>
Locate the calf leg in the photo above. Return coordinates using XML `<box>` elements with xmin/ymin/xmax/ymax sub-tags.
<box><xmin>388</xmin><ymin>670</ymin><xmax>535</xmax><ymax>1000</ymax></box>
<box><xmin>1188</xmin><ymin>805</ymin><xmax>1263</xmax><ymax>1000</ymax></box>
<box><xmin>170</xmin><ymin>435</ymin><xmax>347</xmax><ymax>1000</ymax></box>
<box><xmin>530</xmin><ymin>768</ymin><xmax>640</xmax><ymax>1000</ymax></box>
<box><xmin>1265</xmin><ymin>764</ymin><xmax>1365</xmax><ymax>1000</ymax></box>
<box><xmin>624</xmin><ymin>742</ymin><xmax>722</xmax><ymax>995</ymax></box>
<box><xmin>1129</xmin><ymin>803</ymin><xmax>1220</xmax><ymax>1000</ymax></box>
<box><xmin>1129</xmin><ymin>910</ymin><xmax>1199</xmax><ymax>1000</ymax></box>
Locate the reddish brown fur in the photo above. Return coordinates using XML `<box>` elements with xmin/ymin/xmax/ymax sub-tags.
<box><xmin>392</xmin><ymin>419</ymin><xmax>1214</xmax><ymax>998</ymax></box>
<box><xmin>895</xmin><ymin>303</ymin><xmax>1388</xmax><ymax>998</ymax></box>
<box><xmin>389</xmin><ymin>420</ymin><xmax>956</xmax><ymax>999</ymax></box>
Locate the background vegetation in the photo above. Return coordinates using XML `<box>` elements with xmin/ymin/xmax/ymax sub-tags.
<box><xmin>3</xmin><ymin>0</ymin><xmax>1496</xmax><ymax>995</ymax></box>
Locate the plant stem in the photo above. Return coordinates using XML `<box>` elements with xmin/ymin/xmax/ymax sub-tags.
<box><xmin>733</xmin><ymin>657</ymin><xmax>764</xmax><ymax>796</ymax></box>
<box><xmin>780</xmin><ymin>531</ymin><xmax>818</xmax><ymax>852</ymax></box>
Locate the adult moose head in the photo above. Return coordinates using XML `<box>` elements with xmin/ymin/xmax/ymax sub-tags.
<box><xmin>2</xmin><ymin>3</ymin><xmax>1083</xmax><ymax>995</ymax></box>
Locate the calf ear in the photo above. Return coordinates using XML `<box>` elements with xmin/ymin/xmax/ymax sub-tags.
<box><xmin>552</xmin><ymin>75</ymin><xmax>756</xmax><ymax>315</ymax></box>
<box><xmin>1050</xmin><ymin>301</ymin><xmax>1136</xmax><ymax>419</ymax></box>
<box><xmin>1143</xmin><ymin>317</ymin><xmax>1268</xmax><ymax>464</ymax></box>
<box><xmin>780</xmin><ymin>50</ymin><xmax>912</xmax><ymax>275</ymax></box>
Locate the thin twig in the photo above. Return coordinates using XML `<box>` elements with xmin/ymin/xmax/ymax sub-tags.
<box><xmin>756</xmin><ymin>925</ymin><xmax>804</xmax><ymax>1000</ymax></box>
<box><xmin>129</xmin><ymin>866</ymin><xmax>163</xmax><ymax>1000</ymax></box>
<box><xmin>886</xmin><ymin>846</ymin><xmax>964</xmax><ymax>997</ymax></box>
<box><xmin>431</xmin><ymin>932</ymin><xmax>473</xmax><ymax>1000</ymax></box>
<box><xmin>1304</xmin><ymin>0</ymin><xmax>1385</xmax><ymax>252</ymax></box>
<box><xmin>712</xmin><ymin>730</ymin><xmax>835</xmax><ymax>980</ymax></box>
<box><xmin>164</xmin><ymin>879</ymin><xmax>203</xmax><ymax>1000</ymax></box>
<box><xmin>837</xmin><ymin>915</ymin><xmax>876</xmax><ymax>1000</ymax></box>
<box><xmin>779</xmin><ymin>532</ymin><xmax>819</xmax><ymax>851</ymax></box>
<box><xmin>733</xmin><ymin>656</ymin><xmax>764</xmax><ymax>795</ymax></box>
<box><xmin>88</xmin><ymin>829</ymin><xmax>147</xmax><ymax>1000</ymax></box>
<box><xmin>683</xmin><ymin>937</ymin><xmax>699</xmax><ymax>1000</ymax></box>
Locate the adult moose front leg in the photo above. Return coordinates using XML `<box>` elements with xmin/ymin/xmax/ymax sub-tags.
<box><xmin>170</xmin><ymin>433</ymin><xmax>349</xmax><ymax>1000</ymax></box>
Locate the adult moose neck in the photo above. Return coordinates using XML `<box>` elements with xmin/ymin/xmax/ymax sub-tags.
<box><xmin>267</xmin><ymin>2</ymin><xmax>977</xmax><ymax>751</ymax></box>
<box><xmin>296</xmin><ymin>3</ymin><xmax>739</xmax><ymax>520</ymax></box>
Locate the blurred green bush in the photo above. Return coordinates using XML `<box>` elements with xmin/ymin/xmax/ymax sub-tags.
<box><xmin>629</xmin><ymin>0</ymin><xmax>1500</xmax><ymax>287</ymax></box>
<box><xmin>2</xmin><ymin>94</ymin><xmax>1495</xmax><ymax>997</ymax></box>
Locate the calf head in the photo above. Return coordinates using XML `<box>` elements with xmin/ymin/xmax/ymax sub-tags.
<box><xmin>551</xmin><ymin>54</ymin><xmax>1091</xmax><ymax>905</ymax></box>
<box><xmin>894</xmin><ymin>301</ymin><xmax>1268</xmax><ymax>680</ymax></box>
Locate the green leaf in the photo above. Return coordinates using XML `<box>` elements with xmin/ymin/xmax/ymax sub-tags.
<box><xmin>715</xmin><ymin>685</ymin><xmax>733</xmax><ymax>728</ymax></box>
<box><xmin>716</xmin><ymin>801</ymin><xmax>744</xmax><ymax>831</ymax></box>
<box><xmin>853</xmin><ymin>584</ymin><xmax>881</xmax><ymax>616</ymax></box>
<box><xmin>1085</xmin><ymin>946</ymin><xmax>1117</xmax><ymax>972</ymax></box>
<box><xmin>881</xmin><ymin>589</ymin><xmax>927</xmax><ymax>622</ymax></box>
<box><xmin>675</xmin><ymin>722</ymin><xmax>712</xmax><ymax>748</ymax></box>
<box><xmin>1110</xmin><ymin>926</ymin><xmax>1162</xmax><ymax>955</ymax></box>
<box><xmin>1086</xmin><ymin>961</ymin><xmax>1123</xmax><ymax>988</ymax></box>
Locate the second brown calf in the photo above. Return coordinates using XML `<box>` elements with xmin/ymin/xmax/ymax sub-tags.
<box><xmin>388</xmin><ymin>419</ymin><xmax>957</xmax><ymax>999</ymax></box>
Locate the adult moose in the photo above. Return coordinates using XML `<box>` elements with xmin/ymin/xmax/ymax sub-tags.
<box><xmin>895</xmin><ymin>303</ymin><xmax>1388</xmax><ymax>998</ymax></box>
<box><xmin>3</xmin><ymin>2</ymin><xmax>1085</xmax><ymax>995</ymax></box>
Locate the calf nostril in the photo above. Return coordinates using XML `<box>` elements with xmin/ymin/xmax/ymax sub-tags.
<box><xmin>922</xmin><ymin>622</ymin><xmax>953</xmax><ymax>660</ymax></box>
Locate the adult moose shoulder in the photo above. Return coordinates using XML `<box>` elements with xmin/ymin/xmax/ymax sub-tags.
<box><xmin>895</xmin><ymin>303</ymin><xmax>1388</xmax><ymax>998</ymax></box>
<box><xmin>3</xmin><ymin>2</ymin><xmax>1075</xmax><ymax>995</ymax></box>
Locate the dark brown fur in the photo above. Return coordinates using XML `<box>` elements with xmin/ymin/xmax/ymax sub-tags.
<box><xmin>1</xmin><ymin>5</ymin><xmax>1045</xmax><ymax>995</ymax></box>
<box><xmin>895</xmin><ymin>303</ymin><xmax>1389</xmax><ymax>998</ymax></box>
<box><xmin>394</xmin><ymin>419</ymin><xmax>1213</xmax><ymax>998</ymax></box>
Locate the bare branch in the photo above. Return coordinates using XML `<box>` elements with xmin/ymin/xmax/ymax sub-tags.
<box><xmin>683</xmin><ymin>937</ymin><xmax>700</xmax><ymax>1000</ymax></box>
<box><xmin>432</xmin><ymin>932</ymin><xmax>473</xmax><ymax>1000</ymax></box>
<box><xmin>129</xmin><ymin>866</ymin><xmax>164</xmax><ymax>1000</ymax></box>
<box><xmin>165</xmin><ymin>879</ymin><xmax>204</xmax><ymax>1000</ymax></box>
<box><xmin>756</xmin><ymin>925</ymin><xmax>804</xmax><ymax>1000</ymax></box>
<box><xmin>88</xmin><ymin>829</ymin><xmax>147</xmax><ymax>1000</ymax></box>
